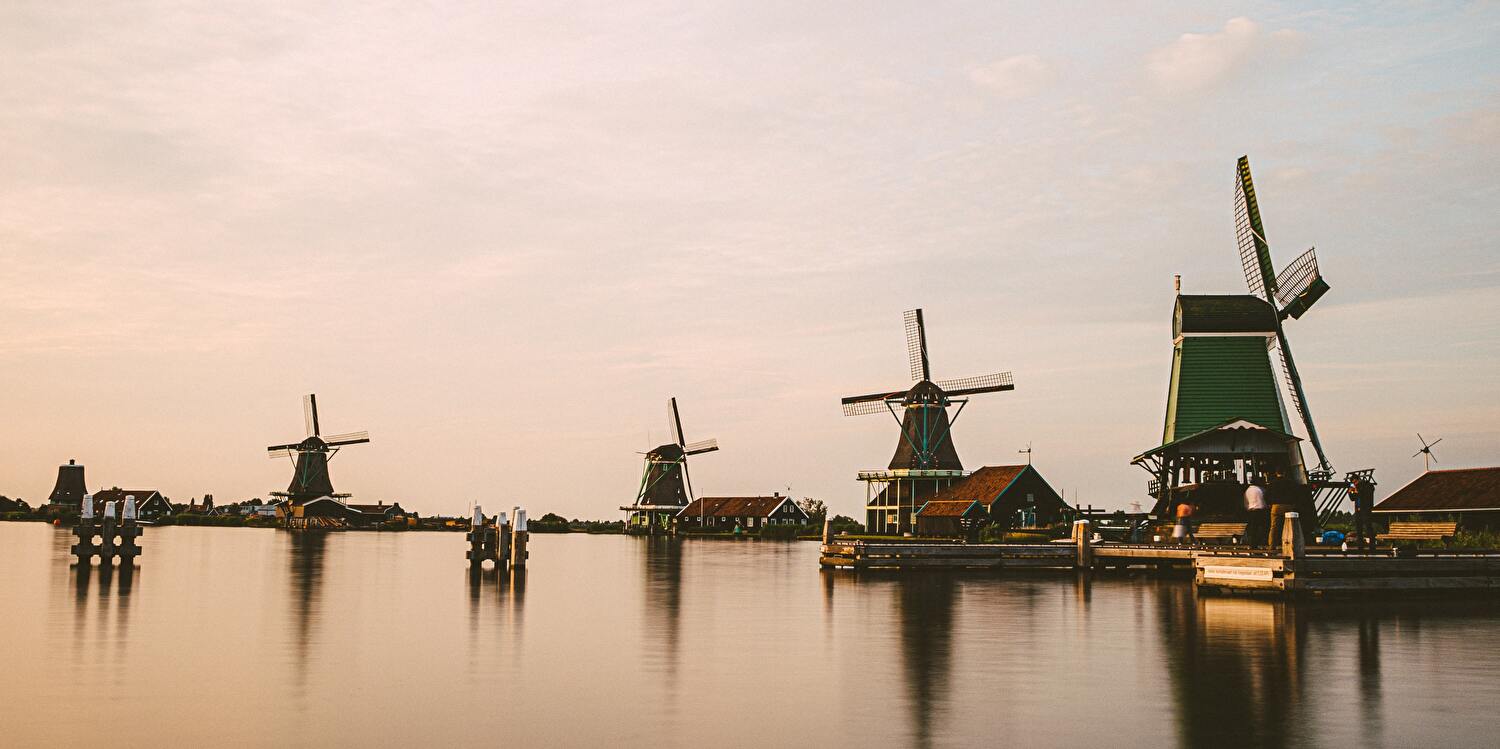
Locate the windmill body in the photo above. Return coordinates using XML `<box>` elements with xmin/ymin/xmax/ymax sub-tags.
<box><xmin>621</xmin><ymin>397</ymin><xmax>719</xmax><ymax>535</ymax></box>
<box><xmin>842</xmin><ymin>309</ymin><xmax>1014</xmax><ymax>535</ymax></box>
<box><xmin>268</xmin><ymin>394</ymin><xmax>370</xmax><ymax>530</ymax></box>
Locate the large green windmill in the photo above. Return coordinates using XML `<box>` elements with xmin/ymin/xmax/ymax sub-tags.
<box><xmin>1137</xmin><ymin>157</ymin><xmax>1370</xmax><ymax>526</ymax></box>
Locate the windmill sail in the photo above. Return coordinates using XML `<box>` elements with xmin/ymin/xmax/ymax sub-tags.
<box><xmin>1235</xmin><ymin>156</ymin><xmax>1331</xmax><ymax>474</ymax></box>
<box><xmin>904</xmin><ymin>309</ymin><xmax>931</xmax><ymax>382</ymax></box>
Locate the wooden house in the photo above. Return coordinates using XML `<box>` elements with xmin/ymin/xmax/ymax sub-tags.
<box><xmin>91</xmin><ymin>489</ymin><xmax>174</xmax><ymax>521</ymax></box>
<box><xmin>914</xmin><ymin>465</ymin><xmax>1070</xmax><ymax>536</ymax></box>
<box><xmin>346</xmin><ymin>501</ymin><xmax>410</xmax><ymax>528</ymax></box>
<box><xmin>1374</xmin><ymin>467</ymin><xmax>1500</xmax><ymax>531</ymax></box>
<box><xmin>676</xmin><ymin>495</ymin><xmax>809</xmax><ymax>531</ymax></box>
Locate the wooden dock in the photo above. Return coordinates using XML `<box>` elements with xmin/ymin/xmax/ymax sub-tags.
<box><xmin>819</xmin><ymin>516</ymin><xmax>1500</xmax><ymax>597</ymax></box>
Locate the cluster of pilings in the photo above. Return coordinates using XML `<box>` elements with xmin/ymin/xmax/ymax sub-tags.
<box><xmin>72</xmin><ymin>494</ymin><xmax>143</xmax><ymax>567</ymax></box>
<box><xmin>466</xmin><ymin>505</ymin><xmax>529</xmax><ymax>570</ymax></box>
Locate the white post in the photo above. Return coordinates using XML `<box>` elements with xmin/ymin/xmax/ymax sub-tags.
<box><xmin>472</xmin><ymin>505</ymin><xmax>483</xmax><ymax>527</ymax></box>
<box><xmin>81</xmin><ymin>494</ymin><xmax>95</xmax><ymax>519</ymax></box>
<box><xmin>104</xmin><ymin>500</ymin><xmax>117</xmax><ymax>519</ymax></box>
<box><xmin>123</xmin><ymin>498</ymin><xmax>137</xmax><ymax>521</ymax></box>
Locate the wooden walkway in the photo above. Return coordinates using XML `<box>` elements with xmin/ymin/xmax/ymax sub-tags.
<box><xmin>818</xmin><ymin>517</ymin><xmax>1500</xmax><ymax>597</ymax></box>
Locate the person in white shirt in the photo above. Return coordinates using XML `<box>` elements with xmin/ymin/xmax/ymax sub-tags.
<box><xmin>1244</xmin><ymin>479</ymin><xmax>1269</xmax><ymax>547</ymax></box>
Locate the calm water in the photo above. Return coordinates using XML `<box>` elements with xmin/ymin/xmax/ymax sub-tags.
<box><xmin>4</xmin><ymin>524</ymin><xmax>1500</xmax><ymax>748</ymax></box>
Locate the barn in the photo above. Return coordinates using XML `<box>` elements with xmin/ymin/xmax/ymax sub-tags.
<box><xmin>915</xmin><ymin>465</ymin><xmax>1071</xmax><ymax>537</ymax></box>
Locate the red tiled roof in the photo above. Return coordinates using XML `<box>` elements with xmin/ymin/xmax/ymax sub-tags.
<box><xmin>1373</xmin><ymin>468</ymin><xmax>1500</xmax><ymax>513</ymax></box>
<box><xmin>679</xmin><ymin>496</ymin><xmax>803</xmax><ymax>518</ymax></box>
<box><xmin>916</xmin><ymin>500</ymin><xmax>982</xmax><ymax>518</ymax></box>
<box><xmin>927</xmin><ymin>466</ymin><xmax>1029</xmax><ymax>507</ymax></box>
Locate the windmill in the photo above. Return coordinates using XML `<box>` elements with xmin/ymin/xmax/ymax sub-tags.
<box><xmin>1234</xmin><ymin>155</ymin><xmax>1333</xmax><ymax>475</ymax></box>
<box><xmin>1413</xmin><ymin>433</ymin><xmax>1442</xmax><ymax>472</ymax></box>
<box><xmin>842</xmin><ymin>308</ymin><xmax>1014</xmax><ymax>534</ymax></box>
<box><xmin>268</xmin><ymin>394</ymin><xmax>370</xmax><ymax>527</ymax></box>
<box><xmin>621</xmin><ymin>397</ymin><xmax>719</xmax><ymax>534</ymax></box>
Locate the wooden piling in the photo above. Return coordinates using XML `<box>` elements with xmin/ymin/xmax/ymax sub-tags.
<box><xmin>822</xmin><ymin>518</ymin><xmax>833</xmax><ymax>545</ymax></box>
<box><xmin>511</xmin><ymin>508</ymin><xmax>529</xmax><ymax>570</ymax></box>
<box><xmin>100</xmin><ymin>501</ymin><xmax>117</xmax><ymax>567</ymax></box>
<box><xmin>1073</xmin><ymin>519</ymin><xmax>1093</xmax><ymax>570</ymax></box>
<box><xmin>117</xmin><ymin>498</ymin><xmax>142</xmax><ymax>565</ymax></box>
<box><xmin>466</xmin><ymin>506</ymin><xmax>486</xmax><ymax>565</ymax></box>
<box><xmin>1281</xmin><ymin>512</ymin><xmax>1305</xmax><ymax>561</ymax></box>
<box><xmin>71</xmin><ymin>494</ymin><xmax>97</xmax><ymax>564</ymax></box>
<box><xmin>497</xmin><ymin>511</ymin><xmax>512</xmax><ymax>567</ymax></box>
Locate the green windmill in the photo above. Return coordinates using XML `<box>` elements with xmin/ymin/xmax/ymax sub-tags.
<box><xmin>1136</xmin><ymin>157</ymin><xmax>1369</xmax><ymax>525</ymax></box>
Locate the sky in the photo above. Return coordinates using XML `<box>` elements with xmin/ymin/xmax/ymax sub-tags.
<box><xmin>2</xmin><ymin>1</ymin><xmax>1497</xmax><ymax>518</ymax></box>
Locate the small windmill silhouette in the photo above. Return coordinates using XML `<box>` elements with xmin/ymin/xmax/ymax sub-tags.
<box><xmin>1413</xmin><ymin>433</ymin><xmax>1442</xmax><ymax>472</ymax></box>
<box><xmin>1019</xmin><ymin>442</ymin><xmax>1033</xmax><ymax>466</ymax></box>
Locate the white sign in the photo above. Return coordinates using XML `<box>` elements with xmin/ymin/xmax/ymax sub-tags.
<box><xmin>1202</xmin><ymin>565</ymin><xmax>1274</xmax><ymax>581</ymax></box>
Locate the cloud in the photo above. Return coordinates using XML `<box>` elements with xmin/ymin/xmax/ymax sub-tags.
<box><xmin>1145</xmin><ymin>17</ymin><xmax>1302</xmax><ymax>94</ymax></box>
<box><xmin>967</xmin><ymin>55</ymin><xmax>1057</xmax><ymax>99</ymax></box>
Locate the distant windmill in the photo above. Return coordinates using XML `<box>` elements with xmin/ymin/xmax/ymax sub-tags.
<box><xmin>268</xmin><ymin>394</ymin><xmax>370</xmax><ymax>524</ymax></box>
<box><xmin>1234</xmin><ymin>155</ymin><xmax>1334</xmax><ymax>474</ymax></box>
<box><xmin>1019</xmin><ymin>442</ymin><xmax>1033</xmax><ymax>465</ymax></box>
<box><xmin>1413</xmin><ymin>433</ymin><xmax>1442</xmax><ymax>472</ymax></box>
<box><xmin>842</xmin><ymin>308</ymin><xmax>1014</xmax><ymax>534</ymax></box>
<box><xmin>621</xmin><ymin>397</ymin><xmax>719</xmax><ymax>534</ymax></box>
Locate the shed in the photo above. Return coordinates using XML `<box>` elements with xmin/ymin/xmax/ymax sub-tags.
<box><xmin>1374</xmin><ymin>467</ymin><xmax>1500</xmax><ymax>530</ymax></box>
<box><xmin>914</xmin><ymin>499</ymin><xmax>986</xmax><ymax>538</ymax></box>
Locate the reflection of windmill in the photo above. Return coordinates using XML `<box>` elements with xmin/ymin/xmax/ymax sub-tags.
<box><xmin>1413</xmin><ymin>433</ymin><xmax>1442</xmax><ymax>472</ymax></box>
<box><xmin>268</xmin><ymin>394</ymin><xmax>369</xmax><ymax>528</ymax></box>
<box><xmin>620</xmin><ymin>397</ymin><xmax>719</xmax><ymax>535</ymax></box>
<box><xmin>842</xmin><ymin>309</ymin><xmax>1014</xmax><ymax>535</ymax></box>
<box><xmin>1234</xmin><ymin>156</ymin><xmax>1333</xmax><ymax>474</ymax></box>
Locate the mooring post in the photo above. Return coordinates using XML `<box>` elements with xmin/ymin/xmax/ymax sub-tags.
<box><xmin>72</xmin><ymin>494</ymin><xmax>97</xmax><ymax>565</ymax></box>
<box><xmin>1074</xmin><ymin>519</ymin><xmax>1093</xmax><ymax>570</ymax></box>
<box><xmin>117</xmin><ymin>498</ymin><xmax>141</xmax><ymax>565</ymax></box>
<box><xmin>822</xmin><ymin>517</ymin><xmax>833</xmax><ymax>545</ymax></box>
<box><xmin>496</xmin><ymin>511</ymin><xmax>512</xmax><ymax>566</ymax></box>
<box><xmin>511</xmin><ymin>508</ymin><xmax>529</xmax><ymax>570</ymax></box>
<box><xmin>1281</xmin><ymin>512</ymin><xmax>1305</xmax><ymax>561</ymax></box>
<box><xmin>466</xmin><ymin>505</ymin><xmax>485</xmax><ymax>566</ymax></box>
<box><xmin>100</xmin><ymin>500</ymin><xmax>117</xmax><ymax>566</ymax></box>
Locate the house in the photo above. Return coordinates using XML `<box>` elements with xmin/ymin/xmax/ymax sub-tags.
<box><xmin>914</xmin><ymin>465</ymin><xmax>1071</xmax><ymax>537</ymax></box>
<box><xmin>1374</xmin><ymin>467</ymin><xmax>1500</xmax><ymax>531</ymax></box>
<box><xmin>346</xmin><ymin>501</ymin><xmax>410</xmax><ymax>528</ymax></box>
<box><xmin>90</xmin><ymin>489</ymin><xmax>174</xmax><ymax>521</ymax></box>
<box><xmin>676</xmin><ymin>495</ymin><xmax>809</xmax><ymax>531</ymax></box>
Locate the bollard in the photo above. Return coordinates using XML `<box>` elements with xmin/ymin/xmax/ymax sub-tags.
<box><xmin>1281</xmin><ymin>512</ymin><xmax>1305</xmax><ymax>561</ymax></box>
<box><xmin>100</xmin><ymin>500</ymin><xmax>118</xmax><ymax>567</ymax></box>
<box><xmin>511</xmin><ymin>508</ymin><xmax>529</xmax><ymax>570</ymax></box>
<box><xmin>822</xmin><ymin>518</ymin><xmax>833</xmax><ymax>545</ymax></box>
<box><xmin>117</xmin><ymin>497</ymin><xmax>142</xmax><ymax>565</ymax></box>
<box><xmin>72</xmin><ymin>494</ymin><xmax>98</xmax><ymax>565</ymax></box>
<box><xmin>1073</xmin><ymin>519</ymin><xmax>1093</xmax><ymax>570</ymax></box>
<box><xmin>466</xmin><ymin>505</ymin><xmax>485</xmax><ymax>565</ymax></box>
<box><xmin>496</xmin><ymin>511</ymin><xmax>512</xmax><ymax>567</ymax></box>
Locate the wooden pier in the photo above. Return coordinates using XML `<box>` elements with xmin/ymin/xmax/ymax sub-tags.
<box><xmin>465</xmin><ymin>505</ymin><xmax>529</xmax><ymax>571</ymax></box>
<box><xmin>819</xmin><ymin>516</ymin><xmax>1500</xmax><ymax>597</ymax></box>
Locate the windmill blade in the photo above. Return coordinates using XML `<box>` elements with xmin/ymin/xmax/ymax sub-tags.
<box><xmin>904</xmin><ymin>309</ymin><xmax>931</xmax><ymax>382</ymax></box>
<box><xmin>842</xmin><ymin>398</ymin><xmax>896</xmax><ymax>416</ymax></box>
<box><xmin>684</xmin><ymin>438</ymin><xmax>719</xmax><ymax>455</ymax></box>
<box><xmin>840</xmin><ymin>389</ymin><xmax>905</xmax><ymax>416</ymax></box>
<box><xmin>303</xmin><ymin>394</ymin><xmax>321</xmax><ymax>437</ymax></box>
<box><xmin>936</xmin><ymin>372</ymin><xmax>1014</xmax><ymax>397</ymax></box>
<box><xmin>266</xmin><ymin>442</ymin><xmax>302</xmax><ymax>452</ymax></box>
<box><xmin>668</xmin><ymin>397</ymin><xmax>685</xmax><ymax>447</ymax></box>
<box><xmin>1270</xmin><ymin>335</ymin><xmax>1332</xmax><ymax>473</ymax></box>
<box><xmin>1273</xmin><ymin>247</ymin><xmax>1330</xmax><ymax>319</ymax></box>
<box><xmin>1429</xmin><ymin>438</ymin><xmax>1443</xmax><ymax>448</ymax></box>
<box><xmin>1234</xmin><ymin>156</ymin><xmax>1279</xmax><ymax>301</ymax></box>
<box><xmin>268</xmin><ymin>448</ymin><xmax>294</xmax><ymax>460</ymax></box>
<box><xmin>324</xmin><ymin>432</ymin><xmax>370</xmax><ymax>447</ymax></box>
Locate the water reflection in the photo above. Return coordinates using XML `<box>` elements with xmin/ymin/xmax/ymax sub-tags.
<box><xmin>640</xmin><ymin>537</ymin><xmax>683</xmax><ymax>683</ymax></box>
<box><xmin>286</xmin><ymin>531</ymin><xmax>327</xmax><ymax>703</ymax></box>
<box><xmin>896</xmin><ymin>574</ymin><xmax>957</xmax><ymax>749</ymax></box>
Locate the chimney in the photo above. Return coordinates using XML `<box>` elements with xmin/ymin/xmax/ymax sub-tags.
<box><xmin>1174</xmin><ymin>274</ymin><xmax>1181</xmax><ymax>293</ymax></box>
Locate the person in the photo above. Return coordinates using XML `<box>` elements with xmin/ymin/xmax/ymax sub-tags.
<box><xmin>1173</xmin><ymin>500</ymin><xmax>1195</xmax><ymax>543</ymax></box>
<box><xmin>1244</xmin><ymin>478</ymin><xmax>1268</xmax><ymax>547</ymax></box>
<box><xmin>1351</xmin><ymin>477</ymin><xmax>1374</xmax><ymax>549</ymax></box>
